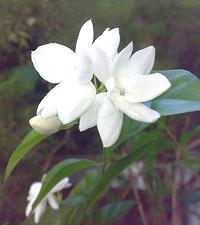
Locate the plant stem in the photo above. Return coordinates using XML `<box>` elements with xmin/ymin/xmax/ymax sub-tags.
<box><xmin>129</xmin><ymin>170</ymin><xmax>148</xmax><ymax>225</ymax></box>
<box><xmin>102</xmin><ymin>149</ymin><xmax>107</xmax><ymax>175</ymax></box>
<box><xmin>172</xmin><ymin>150</ymin><xmax>182</xmax><ymax>225</ymax></box>
<box><xmin>165</xmin><ymin>127</ymin><xmax>182</xmax><ymax>225</ymax></box>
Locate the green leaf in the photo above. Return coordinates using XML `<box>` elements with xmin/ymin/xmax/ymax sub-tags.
<box><xmin>75</xmin><ymin>147</ymin><xmax>148</xmax><ymax>224</ymax></box>
<box><xmin>5</xmin><ymin>130</ymin><xmax>48</xmax><ymax>180</ymax></box>
<box><xmin>93</xmin><ymin>200</ymin><xmax>135</xmax><ymax>225</ymax></box>
<box><xmin>180</xmin><ymin>125</ymin><xmax>200</xmax><ymax>144</ymax></box>
<box><xmin>106</xmin><ymin>117</ymin><xmax>148</xmax><ymax>156</ymax></box>
<box><xmin>151</xmin><ymin>69</ymin><xmax>200</xmax><ymax>115</ymax></box>
<box><xmin>32</xmin><ymin>159</ymin><xmax>98</xmax><ymax>213</ymax></box>
<box><xmin>5</xmin><ymin>121</ymin><xmax>77</xmax><ymax>180</ymax></box>
<box><xmin>60</xmin><ymin>170</ymin><xmax>100</xmax><ymax>225</ymax></box>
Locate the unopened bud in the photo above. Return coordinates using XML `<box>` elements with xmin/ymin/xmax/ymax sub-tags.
<box><xmin>29</xmin><ymin>115</ymin><xmax>62</xmax><ymax>135</ymax></box>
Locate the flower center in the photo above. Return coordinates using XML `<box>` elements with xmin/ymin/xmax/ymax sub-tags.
<box><xmin>120</xmin><ymin>87</ymin><xmax>126</xmax><ymax>96</ymax></box>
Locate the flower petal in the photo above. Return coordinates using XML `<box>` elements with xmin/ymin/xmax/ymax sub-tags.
<box><xmin>50</xmin><ymin>177</ymin><xmax>71</xmax><ymax>193</ymax></box>
<box><xmin>31</xmin><ymin>43</ymin><xmax>77</xmax><ymax>83</ymax></box>
<box><xmin>34</xmin><ymin>201</ymin><xmax>47</xmax><ymax>224</ymax></box>
<box><xmin>128</xmin><ymin>46</ymin><xmax>155</xmax><ymax>75</ymax></box>
<box><xmin>93</xmin><ymin>28</ymin><xmax>120</xmax><ymax>58</ymax></box>
<box><xmin>29</xmin><ymin>115</ymin><xmax>62</xmax><ymax>135</ymax></box>
<box><xmin>112</xmin><ymin>42</ymin><xmax>133</xmax><ymax>77</ymax></box>
<box><xmin>25</xmin><ymin>201</ymin><xmax>33</xmax><ymax>217</ymax></box>
<box><xmin>122</xmin><ymin>73</ymin><xmax>171</xmax><ymax>103</ymax></box>
<box><xmin>75</xmin><ymin>19</ymin><xmax>94</xmax><ymax>56</ymax></box>
<box><xmin>97</xmin><ymin>98</ymin><xmax>123</xmax><ymax>147</ymax></box>
<box><xmin>47</xmin><ymin>195</ymin><xmax>59</xmax><ymax>210</ymax></box>
<box><xmin>79</xmin><ymin>93</ymin><xmax>106</xmax><ymax>131</ymax></box>
<box><xmin>75</xmin><ymin>52</ymin><xmax>93</xmax><ymax>83</ymax></box>
<box><xmin>57</xmin><ymin>82</ymin><xmax>96</xmax><ymax>124</ymax></box>
<box><xmin>37</xmin><ymin>84</ymin><xmax>61</xmax><ymax>118</ymax></box>
<box><xmin>114</xmin><ymin>97</ymin><xmax>160</xmax><ymax>123</ymax></box>
<box><xmin>91</xmin><ymin>47</ymin><xmax>110</xmax><ymax>83</ymax></box>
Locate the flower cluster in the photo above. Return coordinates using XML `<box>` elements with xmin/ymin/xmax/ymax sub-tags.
<box><xmin>30</xmin><ymin>20</ymin><xmax>171</xmax><ymax>147</ymax></box>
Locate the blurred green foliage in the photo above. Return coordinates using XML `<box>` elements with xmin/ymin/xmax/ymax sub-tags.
<box><xmin>0</xmin><ymin>0</ymin><xmax>199</xmax><ymax>224</ymax></box>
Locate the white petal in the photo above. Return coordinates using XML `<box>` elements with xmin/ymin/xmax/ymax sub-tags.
<box><xmin>57</xmin><ymin>82</ymin><xmax>96</xmax><ymax>124</ymax></box>
<box><xmin>75</xmin><ymin>20</ymin><xmax>94</xmax><ymax>56</ymax></box>
<box><xmin>97</xmin><ymin>98</ymin><xmax>123</xmax><ymax>147</ymax></box>
<box><xmin>93</xmin><ymin>28</ymin><xmax>120</xmax><ymax>58</ymax></box>
<box><xmin>25</xmin><ymin>201</ymin><xmax>33</xmax><ymax>217</ymax></box>
<box><xmin>75</xmin><ymin>52</ymin><xmax>93</xmax><ymax>83</ymax></box>
<box><xmin>29</xmin><ymin>182</ymin><xmax>42</xmax><ymax>196</ymax></box>
<box><xmin>29</xmin><ymin>115</ymin><xmax>62</xmax><ymax>135</ymax></box>
<box><xmin>37</xmin><ymin>84</ymin><xmax>61</xmax><ymax>118</ymax></box>
<box><xmin>79</xmin><ymin>93</ymin><xmax>106</xmax><ymax>131</ymax></box>
<box><xmin>50</xmin><ymin>177</ymin><xmax>71</xmax><ymax>193</ymax></box>
<box><xmin>47</xmin><ymin>195</ymin><xmax>59</xmax><ymax>210</ymax></box>
<box><xmin>91</xmin><ymin>47</ymin><xmax>110</xmax><ymax>84</ymax></box>
<box><xmin>114</xmin><ymin>96</ymin><xmax>160</xmax><ymax>123</ymax></box>
<box><xmin>122</xmin><ymin>73</ymin><xmax>171</xmax><ymax>103</ymax></box>
<box><xmin>128</xmin><ymin>46</ymin><xmax>155</xmax><ymax>75</ymax></box>
<box><xmin>31</xmin><ymin>43</ymin><xmax>77</xmax><ymax>83</ymax></box>
<box><xmin>112</xmin><ymin>42</ymin><xmax>133</xmax><ymax>76</ymax></box>
<box><xmin>34</xmin><ymin>201</ymin><xmax>47</xmax><ymax>224</ymax></box>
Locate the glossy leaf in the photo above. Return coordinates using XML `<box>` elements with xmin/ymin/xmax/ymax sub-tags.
<box><xmin>151</xmin><ymin>69</ymin><xmax>200</xmax><ymax>115</ymax></box>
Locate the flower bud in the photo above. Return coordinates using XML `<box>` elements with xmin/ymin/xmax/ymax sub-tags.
<box><xmin>29</xmin><ymin>115</ymin><xmax>62</xmax><ymax>135</ymax></box>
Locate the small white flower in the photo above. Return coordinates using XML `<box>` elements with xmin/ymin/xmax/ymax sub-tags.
<box><xmin>80</xmin><ymin>43</ymin><xmax>171</xmax><ymax>147</ymax></box>
<box><xmin>25</xmin><ymin>177</ymin><xmax>71</xmax><ymax>224</ymax></box>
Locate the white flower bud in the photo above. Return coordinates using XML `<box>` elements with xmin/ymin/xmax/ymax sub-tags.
<box><xmin>29</xmin><ymin>115</ymin><xmax>62</xmax><ymax>135</ymax></box>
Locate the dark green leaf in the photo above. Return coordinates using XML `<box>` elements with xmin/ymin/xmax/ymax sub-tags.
<box><xmin>76</xmin><ymin>147</ymin><xmax>148</xmax><ymax>224</ymax></box>
<box><xmin>93</xmin><ymin>200</ymin><xmax>135</xmax><ymax>225</ymax></box>
<box><xmin>180</xmin><ymin>125</ymin><xmax>200</xmax><ymax>144</ymax></box>
<box><xmin>60</xmin><ymin>170</ymin><xmax>100</xmax><ymax>225</ymax></box>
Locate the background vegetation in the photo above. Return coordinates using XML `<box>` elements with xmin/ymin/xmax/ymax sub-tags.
<box><xmin>0</xmin><ymin>0</ymin><xmax>199</xmax><ymax>224</ymax></box>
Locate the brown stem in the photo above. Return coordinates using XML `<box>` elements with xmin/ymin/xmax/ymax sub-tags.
<box><xmin>129</xmin><ymin>170</ymin><xmax>148</xmax><ymax>225</ymax></box>
<box><xmin>171</xmin><ymin>150</ymin><xmax>182</xmax><ymax>225</ymax></box>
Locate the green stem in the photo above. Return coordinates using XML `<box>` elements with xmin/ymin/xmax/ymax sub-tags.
<box><xmin>102</xmin><ymin>149</ymin><xmax>107</xmax><ymax>175</ymax></box>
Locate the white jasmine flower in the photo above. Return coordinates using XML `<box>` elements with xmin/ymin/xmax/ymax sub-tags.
<box><xmin>25</xmin><ymin>177</ymin><xmax>71</xmax><ymax>224</ymax></box>
<box><xmin>31</xmin><ymin>20</ymin><xmax>120</xmax><ymax>134</ymax></box>
<box><xmin>80</xmin><ymin>43</ymin><xmax>171</xmax><ymax>147</ymax></box>
<box><xmin>31</xmin><ymin>20</ymin><xmax>96</xmax><ymax>126</ymax></box>
<box><xmin>29</xmin><ymin>115</ymin><xmax>62</xmax><ymax>135</ymax></box>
